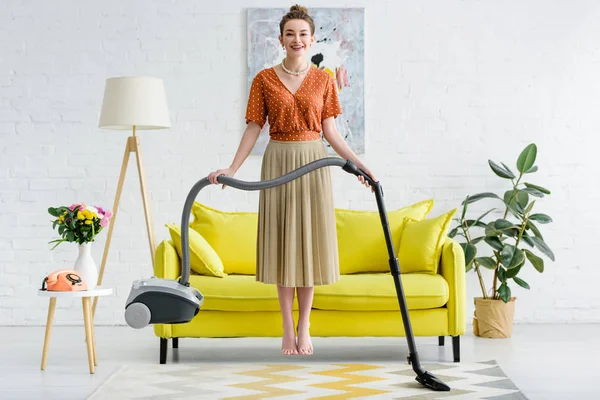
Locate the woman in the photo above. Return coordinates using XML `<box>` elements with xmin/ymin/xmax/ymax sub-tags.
<box><xmin>208</xmin><ymin>5</ymin><xmax>376</xmax><ymax>356</ymax></box>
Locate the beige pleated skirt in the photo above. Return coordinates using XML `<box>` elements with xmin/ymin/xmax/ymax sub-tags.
<box><xmin>256</xmin><ymin>139</ymin><xmax>340</xmax><ymax>287</ymax></box>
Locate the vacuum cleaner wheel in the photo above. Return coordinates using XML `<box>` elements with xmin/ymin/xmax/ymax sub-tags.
<box><xmin>125</xmin><ymin>302</ymin><xmax>151</xmax><ymax>329</ymax></box>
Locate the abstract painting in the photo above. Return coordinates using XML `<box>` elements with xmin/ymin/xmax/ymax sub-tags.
<box><xmin>247</xmin><ymin>7</ymin><xmax>365</xmax><ymax>154</ymax></box>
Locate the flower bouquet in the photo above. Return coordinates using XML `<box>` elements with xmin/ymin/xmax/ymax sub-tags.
<box><xmin>48</xmin><ymin>203</ymin><xmax>113</xmax><ymax>250</ymax></box>
<box><xmin>47</xmin><ymin>203</ymin><xmax>113</xmax><ymax>289</ymax></box>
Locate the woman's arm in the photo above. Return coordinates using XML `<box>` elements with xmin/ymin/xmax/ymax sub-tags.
<box><xmin>322</xmin><ymin>117</ymin><xmax>377</xmax><ymax>189</ymax></box>
<box><xmin>208</xmin><ymin>122</ymin><xmax>262</xmax><ymax>187</ymax></box>
<box><xmin>229</xmin><ymin>122</ymin><xmax>262</xmax><ymax>174</ymax></box>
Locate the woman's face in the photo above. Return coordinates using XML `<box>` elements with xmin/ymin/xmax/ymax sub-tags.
<box><xmin>280</xmin><ymin>19</ymin><xmax>315</xmax><ymax>58</ymax></box>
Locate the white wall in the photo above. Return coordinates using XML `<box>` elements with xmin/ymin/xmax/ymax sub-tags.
<box><xmin>1</xmin><ymin>0</ymin><xmax>599</xmax><ymax>326</ymax></box>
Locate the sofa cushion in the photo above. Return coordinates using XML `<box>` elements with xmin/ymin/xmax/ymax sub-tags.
<box><xmin>190</xmin><ymin>202</ymin><xmax>258</xmax><ymax>275</ymax></box>
<box><xmin>188</xmin><ymin>272</ymin><xmax>448</xmax><ymax>312</ymax></box>
<box><xmin>398</xmin><ymin>208</ymin><xmax>457</xmax><ymax>274</ymax></box>
<box><xmin>166</xmin><ymin>223</ymin><xmax>226</xmax><ymax>278</ymax></box>
<box><xmin>313</xmin><ymin>273</ymin><xmax>449</xmax><ymax>311</ymax></box>
<box><xmin>188</xmin><ymin>274</ymin><xmax>298</xmax><ymax>311</ymax></box>
<box><xmin>335</xmin><ymin>199</ymin><xmax>434</xmax><ymax>274</ymax></box>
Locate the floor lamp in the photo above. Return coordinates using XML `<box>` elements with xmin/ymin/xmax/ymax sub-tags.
<box><xmin>93</xmin><ymin>77</ymin><xmax>170</xmax><ymax>316</ymax></box>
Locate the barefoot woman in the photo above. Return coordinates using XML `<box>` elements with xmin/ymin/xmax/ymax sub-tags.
<box><xmin>209</xmin><ymin>4</ymin><xmax>376</xmax><ymax>355</ymax></box>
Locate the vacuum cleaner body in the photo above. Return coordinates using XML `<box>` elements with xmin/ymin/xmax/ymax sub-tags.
<box><xmin>124</xmin><ymin>277</ymin><xmax>203</xmax><ymax>329</ymax></box>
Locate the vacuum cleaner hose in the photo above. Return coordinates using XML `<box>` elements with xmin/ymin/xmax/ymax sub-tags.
<box><xmin>178</xmin><ymin>157</ymin><xmax>376</xmax><ymax>287</ymax></box>
<box><xmin>173</xmin><ymin>155</ymin><xmax>450</xmax><ymax>391</ymax></box>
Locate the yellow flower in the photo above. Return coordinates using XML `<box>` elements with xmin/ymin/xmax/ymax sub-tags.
<box><xmin>77</xmin><ymin>211</ymin><xmax>84</xmax><ymax>220</ymax></box>
<box><xmin>84</xmin><ymin>220</ymin><xmax>92</xmax><ymax>225</ymax></box>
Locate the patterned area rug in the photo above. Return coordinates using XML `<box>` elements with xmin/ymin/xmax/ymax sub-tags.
<box><xmin>89</xmin><ymin>360</ymin><xmax>527</xmax><ymax>399</ymax></box>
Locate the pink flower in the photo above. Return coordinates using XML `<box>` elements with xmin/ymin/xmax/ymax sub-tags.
<box><xmin>100</xmin><ymin>217</ymin><xmax>109</xmax><ymax>227</ymax></box>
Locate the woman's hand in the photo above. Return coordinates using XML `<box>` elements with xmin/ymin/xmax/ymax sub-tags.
<box><xmin>208</xmin><ymin>167</ymin><xmax>235</xmax><ymax>190</ymax></box>
<box><xmin>355</xmin><ymin>162</ymin><xmax>377</xmax><ymax>193</ymax></box>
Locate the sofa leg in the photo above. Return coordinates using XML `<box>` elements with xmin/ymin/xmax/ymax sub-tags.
<box><xmin>173</xmin><ymin>338</ymin><xmax>179</xmax><ymax>349</ymax></box>
<box><xmin>438</xmin><ymin>336</ymin><xmax>445</xmax><ymax>346</ymax></box>
<box><xmin>452</xmin><ymin>336</ymin><xmax>460</xmax><ymax>362</ymax></box>
<box><xmin>160</xmin><ymin>338</ymin><xmax>167</xmax><ymax>364</ymax></box>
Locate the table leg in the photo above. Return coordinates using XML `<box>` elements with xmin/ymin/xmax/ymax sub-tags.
<box><xmin>40</xmin><ymin>297</ymin><xmax>56</xmax><ymax>370</ymax></box>
<box><xmin>82</xmin><ymin>298</ymin><xmax>95</xmax><ymax>374</ymax></box>
<box><xmin>91</xmin><ymin>313</ymin><xmax>97</xmax><ymax>366</ymax></box>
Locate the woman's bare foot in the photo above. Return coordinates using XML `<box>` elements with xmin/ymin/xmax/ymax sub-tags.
<box><xmin>296</xmin><ymin>322</ymin><xmax>313</xmax><ymax>355</ymax></box>
<box><xmin>281</xmin><ymin>326</ymin><xmax>298</xmax><ymax>355</ymax></box>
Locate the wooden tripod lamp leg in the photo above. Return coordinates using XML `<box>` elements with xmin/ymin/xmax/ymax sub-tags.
<box><xmin>132</xmin><ymin>136</ymin><xmax>156</xmax><ymax>266</ymax></box>
<box><xmin>92</xmin><ymin>137</ymin><xmax>131</xmax><ymax>317</ymax></box>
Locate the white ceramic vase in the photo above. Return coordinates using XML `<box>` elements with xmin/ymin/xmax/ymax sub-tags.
<box><xmin>74</xmin><ymin>242</ymin><xmax>98</xmax><ymax>290</ymax></box>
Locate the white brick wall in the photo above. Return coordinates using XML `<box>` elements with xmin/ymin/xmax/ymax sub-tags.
<box><xmin>1</xmin><ymin>0</ymin><xmax>599</xmax><ymax>326</ymax></box>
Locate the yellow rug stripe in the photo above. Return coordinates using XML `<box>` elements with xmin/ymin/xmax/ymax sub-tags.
<box><xmin>225</xmin><ymin>364</ymin><xmax>307</xmax><ymax>399</ymax></box>
<box><xmin>309</xmin><ymin>363</ymin><xmax>391</xmax><ymax>399</ymax></box>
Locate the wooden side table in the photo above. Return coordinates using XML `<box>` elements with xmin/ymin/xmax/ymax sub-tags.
<box><xmin>38</xmin><ymin>287</ymin><xmax>113</xmax><ymax>374</ymax></box>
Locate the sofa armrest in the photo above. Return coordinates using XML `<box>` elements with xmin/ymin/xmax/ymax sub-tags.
<box><xmin>440</xmin><ymin>238</ymin><xmax>466</xmax><ymax>336</ymax></box>
<box><xmin>154</xmin><ymin>239</ymin><xmax>181</xmax><ymax>280</ymax></box>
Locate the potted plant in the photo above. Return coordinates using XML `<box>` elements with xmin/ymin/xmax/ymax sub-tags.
<box><xmin>449</xmin><ymin>143</ymin><xmax>555</xmax><ymax>338</ymax></box>
<box><xmin>48</xmin><ymin>203</ymin><xmax>113</xmax><ymax>289</ymax></box>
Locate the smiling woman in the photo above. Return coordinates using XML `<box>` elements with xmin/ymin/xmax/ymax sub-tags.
<box><xmin>208</xmin><ymin>3</ymin><xmax>377</xmax><ymax>358</ymax></box>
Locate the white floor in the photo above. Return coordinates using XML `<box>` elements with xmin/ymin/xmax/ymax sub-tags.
<box><xmin>0</xmin><ymin>324</ymin><xmax>597</xmax><ymax>399</ymax></box>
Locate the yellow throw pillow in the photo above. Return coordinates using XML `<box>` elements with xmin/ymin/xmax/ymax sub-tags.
<box><xmin>397</xmin><ymin>208</ymin><xmax>457</xmax><ymax>274</ymax></box>
<box><xmin>166</xmin><ymin>223</ymin><xmax>226</xmax><ymax>278</ymax></box>
<box><xmin>190</xmin><ymin>202</ymin><xmax>257</xmax><ymax>275</ymax></box>
<box><xmin>335</xmin><ymin>199</ymin><xmax>434</xmax><ymax>274</ymax></box>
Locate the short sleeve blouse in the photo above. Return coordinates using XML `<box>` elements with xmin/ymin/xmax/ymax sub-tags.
<box><xmin>245</xmin><ymin>66</ymin><xmax>342</xmax><ymax>141</ymax></box>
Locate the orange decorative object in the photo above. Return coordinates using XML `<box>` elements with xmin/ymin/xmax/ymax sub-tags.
<box><xmin>42</xmin><ymin>269</ymin><xmax>88</xmax><ymax>291</ymax></box>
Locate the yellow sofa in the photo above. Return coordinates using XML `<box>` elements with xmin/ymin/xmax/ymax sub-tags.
<box><xmin>153</xmin><ymin>200</ymin><xmax>466</xmax><ymax>364</ymax></box>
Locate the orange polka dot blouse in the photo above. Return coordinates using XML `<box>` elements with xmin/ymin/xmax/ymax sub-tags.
<box><xmin>245</xmin><ymin>66</ymin><xmax>343</xmax><ymax>141</ymax></box>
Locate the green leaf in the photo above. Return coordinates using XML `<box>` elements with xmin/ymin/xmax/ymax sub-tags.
<box><xmin>466</xmin><ymin>260</ymin><xmax>474</xmax><ymax>272</ymax></box>
<box><xmin>48</xmin><ymin>207</ymin><xmax>60</xmax><ymax>217</ymax></box>
<box><xmin>529</xmin><ymin>213</ymin><xmax>552</xmax><ymax>224</ymax></box>
<box><xmin>509</xmin><ymin>248</ymin><xmax>525</xmax><ymax>269</ymax></box>
<box><xmin>462</xmin><ymin>192</ymin><xmax>502</xmax><ymax>205</ymax></box>
<box><xmin>460</xmin><ymin>243</ymin><xmax>477</xmax><ymax>266</ymax></box>
<box><xmin>524</xmin><ymin>182</ymin><xmax>550</xmax><ymax>194</ymax></box>
<box><xmin>524</xmin><ymin>200</ymin><xmax>536</xmax><ymax>215</ymax></box>
<box><xmin>497</xmin><ymin>266</ymin><xmax>507</xmax><ymax>282</ymax></box>
<box><xmin>498</xmin><ymin>283</ymin><xmax>512</xmax><ymax>303</ymax></box>
<box><xmin>521</xmin><ymin>233</ymin><xmax>534</xmax><ymax>247</ymax></box>
<box><xmin>501</xmin><ymin>162</ymin><xmax>516</xmax><ymax>178</ymax></box>
<box><xmin>525</xmin><ymin>165</ymin><xmax>538</xmax><ymax>173</ymax></box>
<box><xmin>475</xmin><ymin>208</ymin><xmax>497</xmax><ymax>224</ymax></box>
<box><xmin>494</xmin><ymin>219</ymin><xmax>520</xmax><ymax>237</ymax></box>
<box><xmin>448</xmin><ymin>227</ymin><xmax>459</xmax><ymax>238</ymax></box>
<box><xmin>526</xmin><ymin>220</ymin><xmax>544</xmax><ymax>239</ymax></box>
<box><xmin>503</xmin><ymin>190</ymin><xmax>523</xmax><ymax>219</ymax></box>
<box><xmin>471</xmin><ymin>236</ymin><xmax>486</xmax><ymax>244</ymax></box>
<box><xmin>476</xmin><ymin>256</ymin><xmax>497</xmax><ymax>269</ymax></box>
<box><xmin>513</xmin><ymin>276</ymin><xmax>530</xmax><ymax>289</ymax></box>
<box><xmin>517</xmin><ymin>143</ymin><xmax>537</xmax><ymax>173</ymax></box>
<box><xmin>485</xmin><ymin>236</ymin><xmax>504</xmax><ymax>251</ymax></box>
<box><xmin>524</xmin><ymin>249</ymin><xmax>544</xmax><ymax>272</ymax></box>
<box><xmin>489</xmin><ymin>160</ymin><xmax>515</xmax><ymax>179</ymax></box>
<box><xmin>500</xmin><ymin>244</ymin><xmax>525</xmax><ymax>269</ymax></box>
<box><xmin>521</xmin><ymin>187</ymin><xmax>545</xmax><ymax>198</ymax></box>
<box><xmin>464</xmin><ymin>219</ymin><xmax>489</xmax><ymax>229</ymax></box>
<box><xmin>461</xmin><ymin>196</ymin><xmax>469</xmax><ymax>220</ymax></box>
<box><xmin>495</xmin><ymin>219</ymin><xmax>518</xmax><ymax>230</ymax></box>
<box><xmin>530</xmin><ymin>237</ymin><xmax>555</xmax><ymax>261</ymax></box>
<box><xmin>516</xmin><ymin>191</ymin><xmax>529</xmax><ymax>210</ymax></box>
<box><xmin>506</xmin><ymin>265</ymin><xmax>522</xmax><ymax>279</ymax></box>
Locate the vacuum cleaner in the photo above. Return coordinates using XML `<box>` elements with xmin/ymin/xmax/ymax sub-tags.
<box><xmin>124</xmin><ymin>157</ymin><xmax>450</xmax><ymax>392</ymax></box>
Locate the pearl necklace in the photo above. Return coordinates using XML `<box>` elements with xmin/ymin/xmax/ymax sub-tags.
<box><xmin>281</xmin><ymin>58</ymin><xmax>310</xmax><ymax>76</ymax></box>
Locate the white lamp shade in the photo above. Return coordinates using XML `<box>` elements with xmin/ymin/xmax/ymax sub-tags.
<box><xmin>99</xmin><ymin>76</ymin><xmax>171</xmax><ymax>130</ymax></box>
